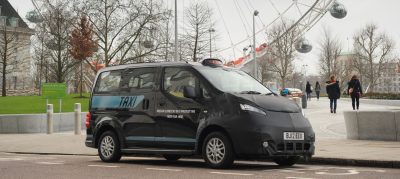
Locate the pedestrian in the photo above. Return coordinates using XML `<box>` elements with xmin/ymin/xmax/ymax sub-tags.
<box><xmin>306</xmin><ymin>81</ymin><xmax>312</xmax><ymax>101</ymax></box>
<box><xmin>347</xmin><ymin>75</ymin><xmax>363</xmax><ymax>110</ymax></box>
<box><xmin>326</xmin><ymin>75</ymin><xmax>340</xmax><ymax>113</ymax></box>
<box><xmin>315</xmin><ymin>81</ymin><xmax>321</xmax><ymax>100</ymax></box>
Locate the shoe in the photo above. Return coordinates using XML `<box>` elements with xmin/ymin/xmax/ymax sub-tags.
<box><xmin>330</xmin><ymin>109</ymin><xmax>333</xmax><ymax>113</ymax></box>
<box><xmin>334</xmin><ymin>109</ymin><xmax>336</xmax><ymax>113</ymax></box>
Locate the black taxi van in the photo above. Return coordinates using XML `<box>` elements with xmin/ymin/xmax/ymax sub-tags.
<box><xmin>85</xmin><ymin>59</ymin><xmax>315</xmax><ymax>168</ymax></box>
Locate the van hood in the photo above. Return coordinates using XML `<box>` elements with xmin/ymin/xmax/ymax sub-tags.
<box><xmin>230</xmin><ymin>93</ymin><xmax>301</xmax><ymax>113</ymax></box>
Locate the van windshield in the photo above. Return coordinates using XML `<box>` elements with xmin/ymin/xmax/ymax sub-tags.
<box><xmin>195</xmin><ymin>67</ymin><xmax>272</xmax><ymax>95</ymax></box>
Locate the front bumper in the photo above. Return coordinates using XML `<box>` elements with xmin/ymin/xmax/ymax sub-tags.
<box><xmin>226</xmin><ymin>111</ymin><xmax>315</xmax><ymax>158</ymax></box>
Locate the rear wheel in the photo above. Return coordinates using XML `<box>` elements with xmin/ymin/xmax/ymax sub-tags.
<box><xmin>98</xmin><ymin>131</ymin><xmax>121</xmax><ymax>162</ymax></box>
<box><xmin>273</xmin><ymin>156</ymin><xmax>300</xmax><ymax>166</ymax></box>
<box><xmin>202</xmin><ymin>132</ymin><xmax>234</xmax><ymax>169</ymax></box>
<box><xmin>163</xmin><ymin>154</ymin><xmax>181</xmax><ymax>161</ymax></box>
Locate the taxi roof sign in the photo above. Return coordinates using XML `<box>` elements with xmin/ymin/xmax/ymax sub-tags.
<box><xmin>201</xmin><ymin>58</ymin><xmax>223</xmax><ymax>67</ymax></box>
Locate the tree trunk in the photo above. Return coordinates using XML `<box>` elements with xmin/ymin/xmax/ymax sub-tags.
<box><xmin>80</xmin><ymin>60</ymin><xmax>83</xmax><ymax>98</ymax></box>
<box><xmin>2</xmin><ymin>41</ymin><xmax>7</xmax><ymax>97</ymax></box>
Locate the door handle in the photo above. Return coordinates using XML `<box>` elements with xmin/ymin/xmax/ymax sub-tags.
<box><xmin>142</xmin><ymin>99</ymin><xmax>150</xmax><ymax>110</ymax></box>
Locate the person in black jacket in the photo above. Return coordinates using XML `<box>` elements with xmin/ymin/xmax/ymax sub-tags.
<box><xmin>326</xmin><ymin>75</ymin><xmax>340</xmax><ymax>113</ymax></box>
<box><xmin>306</xmin><ymin>81</ymin><xmax>312</xmax><ymax>101</ymax></box>
<box><xmin>347</xmin><ymin>75</ymin><xmax>363</xmax><ymax>110</ymax></box>
<box><xmin>315</xmin><ymin>81</ymin><xmax>321</xmax><ymax>100</ymax></box>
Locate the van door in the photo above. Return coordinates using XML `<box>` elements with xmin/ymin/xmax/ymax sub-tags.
<box><xmin>118</xmin><ymin>67</ymin><xmax>157</xmax><ymax>148</ymax></box>
<box><xmin>156</xmin><ymin>67</ymin><xmax>210</xmax><ymax>150</ymax></box>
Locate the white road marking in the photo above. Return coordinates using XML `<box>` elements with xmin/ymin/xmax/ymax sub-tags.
<box><xmin>315</xmin><ymin>169</ymin><xmax>359</xmax><ymax>175</ymax></box>
<box><xmin>286</xmin><ymin>177</ymin><xmax>315</xmax><ymax>179</ymax></box>
<box><xmin>0</xmin><ymin>157</ymin><xmax>24</xmax><ymax>161</ymax></box>
<box><xmin>146</xmin><ymin>168</ymin><xmax>182</xmax><ymax>172</ymax></box>
<box><xmin>210</xmin><ymin>171</ymin><xmax>254</xmax><ymax>176</ymax></box>
<box><xmin>88</xmin><ymin>164</ymin><xmax>120</xmax><ymax>168</ymax></box>
<box><xmin>36</xmin><ymin>161</ymin><xmax>64</xmax><ymax>165</ymax></box>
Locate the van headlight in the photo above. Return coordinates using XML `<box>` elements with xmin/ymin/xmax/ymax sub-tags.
<box><xmin>240</xmin><ymin>104</ymin><xmax>266</xmax><ymax>115</ymax></box>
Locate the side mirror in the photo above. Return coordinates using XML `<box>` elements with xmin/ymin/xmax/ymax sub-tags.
<box><xmin>183</xmin><ymin>86</ymin><xmax>198</xmax><ymax>99</ymax></box>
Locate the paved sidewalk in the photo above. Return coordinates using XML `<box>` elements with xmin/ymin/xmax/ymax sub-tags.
<box><xmin>0</xmin><ymin>133</ymin><xmax>400</xmax><ymax>168</ymax></box>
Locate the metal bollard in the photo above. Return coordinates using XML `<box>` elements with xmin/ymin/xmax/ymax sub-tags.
<box><xmin>47</xmin><ymin>104</ymin><xmax>53</xmax><ymax>134</ymax></box>
<box><xmin>74</xmin><ymin>103</ymin><xmax>81</xmax><ymax>135</ymax></box>
<box><xmin>302</xmin><ymin>94</ymin><xmax>307</xmax><ymax>109</ymax></box>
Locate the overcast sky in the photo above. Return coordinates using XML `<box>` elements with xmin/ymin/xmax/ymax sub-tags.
<box><xmin>10</xmin><ymin>0</ymin><xmax>400</xmax><ymax>75</ymax></box>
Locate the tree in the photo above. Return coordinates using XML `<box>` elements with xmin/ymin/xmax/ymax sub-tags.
<box><xmin>267</xmin><ymin>20</ymin><xmax>299</xmax><ymax>88</ymax></box>
<box><xmin>80</xmin><ymin>0</ymin><xmax>168</xmax><ymax>66</ymax></box>
<box><xmin>69</xmin><ymin>15</ymin><xmax>97</xmax><ymax>97</ymax></box>
<box><xmin>0</xmin><ymin>18</ymin><xmax>28</xmax><ymax>96</ymax></box>
<box><xmin>183</xmin><ymin>1</ymin><xmax>214</xmax><ymax>62</ymax></box>
<box><xmin>353</xmin><ymin>24</ymin><xmax>395</xmax><ymax>92</ymax></box>
<box><xmin>35</xmin><ymin>0</ymin><xmax>78</xmax><ymax>83</ymax></box>
<box><xmin>318</xmin><ymin>27</ymin><xmax>342</xmax><ymax>80</ymax></box>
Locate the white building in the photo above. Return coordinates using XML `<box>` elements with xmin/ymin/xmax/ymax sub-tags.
<box><xmin>0</xmin><ymin>0</ymin><xmax>35</xmax><ymax>94</ymax></box>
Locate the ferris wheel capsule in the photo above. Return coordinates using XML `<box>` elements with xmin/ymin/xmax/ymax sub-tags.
<box><xmin>295</xmin><ymin>38</ymin><xmax>312</xmax><ymax>53</ymax></box>
<box><xmin>26</xmin><ymin>10</ymin><xmax>43</xmax><ymax>23</ymax></box>
<box><xmin>330</xmin><ymin>1</ymin><xmax>347</xmax><ymax>19</ymax></box>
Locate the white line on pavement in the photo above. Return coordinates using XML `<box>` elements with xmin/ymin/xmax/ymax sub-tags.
<box><xmin>210</xmin><ymin>171</ymin><xmax>254</xmax><ymax>176</ymax></box>
<box><xmin>146</xmin><ymin>168</ymin><xmax>182</xmax><ymax>172</ymax></box>
<box><xmin>286</xmin><ymin>177</ymin><xmax>315</xmax><ymax>179</ymax></box>
<box><xmin>36</xmin><ymin>161</ymin><xmax>64</xmax><ymax>165</ymax></box>
<box><xmin>88</xmin><ymin>164</ymin><xmax>120</xmax><ymax>168</ymax></box>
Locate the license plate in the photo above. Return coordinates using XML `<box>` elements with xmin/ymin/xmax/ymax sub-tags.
<box><xmin>283</xmin><ymin>132</ymin><xmax>304</xmax><ymax>140</ymax></box>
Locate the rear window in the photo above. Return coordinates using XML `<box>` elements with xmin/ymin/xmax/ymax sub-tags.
<box><xmin>95</xmin><ymin>70</ymin><xmax>122</xmax><ymax>93</ymax></box>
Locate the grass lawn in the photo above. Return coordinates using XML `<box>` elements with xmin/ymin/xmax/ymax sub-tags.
<box><xmin>0</xmin><ymin>93</ymin><xmax>90</xmax><ymax>114</ymax></box>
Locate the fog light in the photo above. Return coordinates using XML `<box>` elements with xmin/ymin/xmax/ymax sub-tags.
<box><xmin>262</xmin><ymin>141</ymin><xmax>269</xmax><ymax>148</ymax></box>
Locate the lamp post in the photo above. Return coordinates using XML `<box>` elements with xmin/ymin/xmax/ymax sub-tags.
<box><xmin>253</xmin><ymin>10</ymin><xmax>259</xmax><ymax>79</ymax></box>
<box><xmin>208</xmin><ymin>28</ymin><xmax>215</xmax><ymax>58</ymax></box>
<box><xmin>302</xmin><ymin>64</ymin><xmax>308</xmax><ymax>90</ymax></box>
<box><xmin>174</xmin><ymin>0</ymin><xmax>178</xmax><ymax>62</ymax></box>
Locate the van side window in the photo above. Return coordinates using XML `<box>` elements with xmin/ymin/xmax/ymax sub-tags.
<box><xmin>95</xmin><ymin>70</ymin><xmax>122</xmax><ymax>93</ymax></box>
<box><xmin>121</xmin><ymin>68</ymin><xmax>156</xmax><ymax>93</ymax></box>
<box><xmin>163</xmin><ymin>68</ymin><xmax>196</xmax><ymax>98</ymax></box>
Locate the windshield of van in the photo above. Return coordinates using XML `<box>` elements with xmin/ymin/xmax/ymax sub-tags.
<box><xmin>195</xmin><ymin>67</ymin><xmax>272</xmax><ymax>95</ymax></box>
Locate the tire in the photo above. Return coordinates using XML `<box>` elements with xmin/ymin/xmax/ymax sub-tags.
<box><xmin>163</xmin><ymin>154</ymin><xmax>181</xmax><ymax>161</ymax></box>
<box><xmin>98</xmin><ymin>131</ymin><xmax>122</xmax><ymax>162</ymax></box>
<box><xmin>202</xmin><ymin>132</ymin><xmax>234</xmax><ymax>169</ymax></box>
<box><xmin>273</xmin><ymin>156</ymin><xmax>300</xmax><ymax>166</ymax></box>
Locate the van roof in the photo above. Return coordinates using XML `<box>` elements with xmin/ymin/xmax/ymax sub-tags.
<box><xmin>98</xmin><ymin>61</ymin><xmax>198</xmax><ymax>72</ymax></box>
<box><xmin>97</xmin><ymin>61</ymin><xmax>236</xmax><ymax>73</ymax></box>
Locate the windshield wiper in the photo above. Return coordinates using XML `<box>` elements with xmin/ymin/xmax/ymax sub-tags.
<box><xmin>240</xmin><ymin>91</ymin><xmax>262</xmax><ymax>94</ymax></box>
<box><xmin>265</xmin><ymin>92</ymin><xmax>276</xmax><ymax>96</ymax></box>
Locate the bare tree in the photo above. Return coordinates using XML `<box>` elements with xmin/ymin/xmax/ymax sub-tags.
<box><xmin>267</xmin><ymin>20</ymin><xmax>299</xmax><ymax>88</ymax></box>
<box><xmin>318</xmin><ymin>27</ymin><xmax>342</xmax><ymax>80</ymax></box>
<box><xmin>36</xmin><ymin>0</ymin><xmax>78</xmax><ymax>83</ymax></box>
<box><xmin>80</xmin><ymin>0</ymin><xmax>168</xmax><ymax>66</ymax></box>
<box><xmin>353</xmin><ymin>23</ymin><xmax>395</xmax><ymax>92</ymax></box>
<box><xmin>0</xmin><ymin>18</ymin><xmax>29</xmax><ymax>96</ymax></box>
<box><xmin>183</xmin><ymin>1</ymin><xmax>214</xmax><ymax>62</ymax></box>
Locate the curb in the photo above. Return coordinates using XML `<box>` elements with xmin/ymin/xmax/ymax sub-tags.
<box><xmin>300</xmin><ymin>157</ymin><xmax>400</xmax><ymax>169</ymax></box>
<box><xmin>5</xmin><ymin>151</ymin><xmax>400</xmax><ymax>169</ymax></box>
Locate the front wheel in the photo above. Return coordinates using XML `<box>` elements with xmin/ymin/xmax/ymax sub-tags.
<box><xmin>273</xmin><ymin>156</ymin><xmax>300</xmax><ymax>166</ymax></box>
<box><xmin>202</xmin><ymin>132</ymin><xmax>234</xmax><ymax>169</ymax></box>
<box><xmin>98</xmin><ymin>131</ymin><xmax>122</xmax><ymax>162</ymax></box>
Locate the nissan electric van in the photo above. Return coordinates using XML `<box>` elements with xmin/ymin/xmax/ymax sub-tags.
<box><xmin>85</xmin><ymin>59</ymin><xmax>315</xmax><ymax>169</ymax></box>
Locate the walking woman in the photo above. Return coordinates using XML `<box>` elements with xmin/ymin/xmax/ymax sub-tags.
<box><xmin>315</xmin><ymin>81</ymin><xmax>321</xmax><ymax>100</ymax></box>
<box><xmin>306</xmin><ymin>81</ymin><xmax>312</xmax><ymax>101</ymax></box>
<box><xmin>326</xmin><ymin>75</ymin><xmax>340</xmax><ymax>113</ymax></box>
<box><xmin>347</xmin><ymin>75</ymin><xmax>363</xmax><ymax>110</ymax></box>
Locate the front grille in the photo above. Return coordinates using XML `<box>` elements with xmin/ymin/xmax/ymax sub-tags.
<box><xmin>276</xmin><ymin>142</ymin><xmax>311</xmax><ymax>152</ymax></box>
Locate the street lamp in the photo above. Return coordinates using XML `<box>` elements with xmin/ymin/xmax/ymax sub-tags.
<box><xmin>253</xmin><ymin>10</ymin><xmax>259</xmax><ymax>79</ymax></box>
<box><xmin>302</xmin><ymin>64</ymin><xmax>308</xmax><ymax>90</ymax></box>
<box><xmin>208</xmin><ymin>28</ymin><xmax>215</xmax><ymax>58</ymax></box>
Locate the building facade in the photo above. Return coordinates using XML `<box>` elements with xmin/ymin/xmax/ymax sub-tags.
<box><xmin>0</xmin><ymin>0</ymin><xmax>35</xmax><ymax>95</ymax></box>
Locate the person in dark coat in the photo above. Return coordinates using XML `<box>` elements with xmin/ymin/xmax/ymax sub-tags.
<box><xmin>305</xmin><ymin>81</ymin><xmax>312</xmax><ymax>101</ymax></box>
<box><xmin>326</xmin><ymin>75</ymin><xmax>340</xmax><ymax>113</ymax></box>
<box><xmin>315</xmin><ymin>81</ymin><xmax>321</xmax><ymax>100</ymax></box>
<box><xmin>347</xmin><ymin>75</ymin><xmax>363</xmax><ymax>110</ymax></box>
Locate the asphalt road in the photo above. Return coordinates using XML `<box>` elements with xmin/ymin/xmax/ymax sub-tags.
<box><xmin>0</xmin><ymin>152</ymin><xmax>399</xmax><ymax>179</ymax></box>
